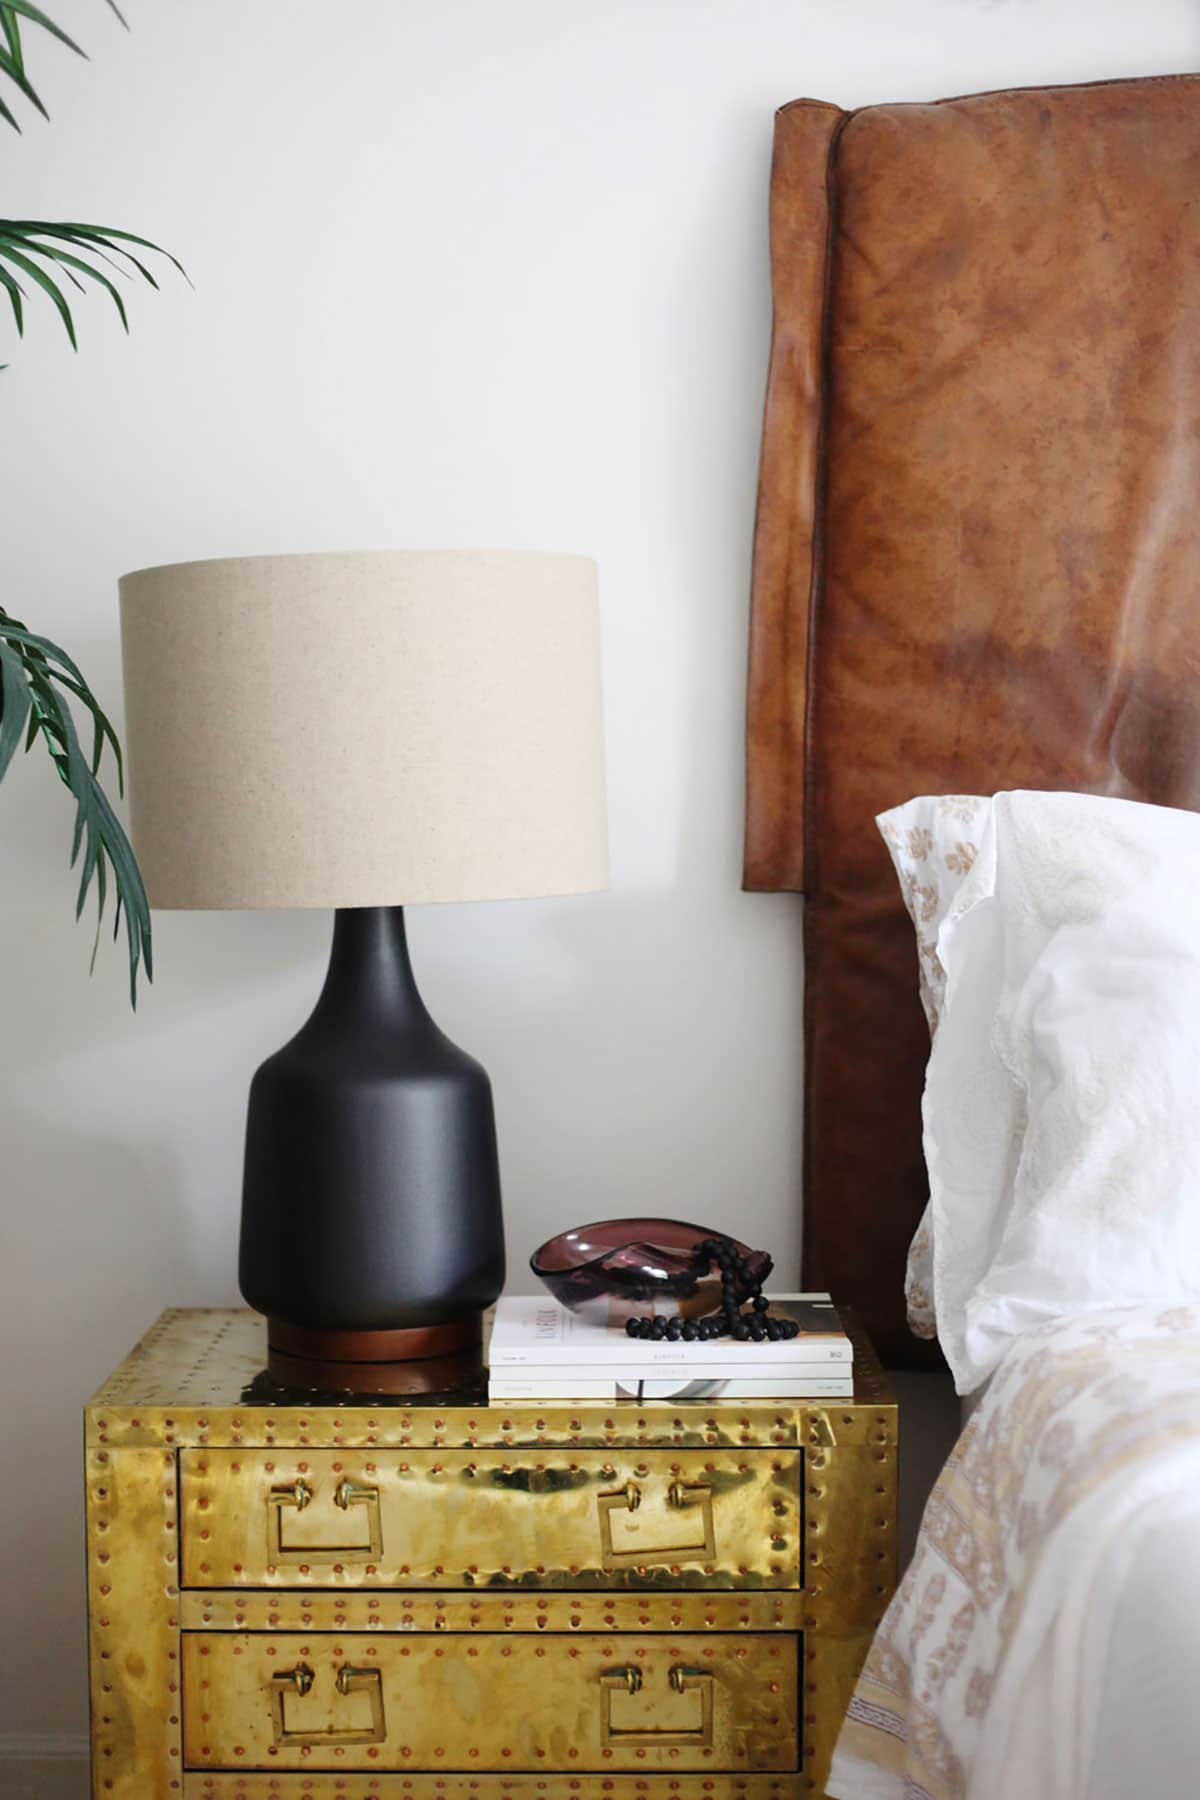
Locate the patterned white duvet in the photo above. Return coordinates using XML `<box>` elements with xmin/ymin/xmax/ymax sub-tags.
<box><xmin>827</xmin><ymin>1304</ymin><xmax>1200</xmax><ymax>1800</ymax></box>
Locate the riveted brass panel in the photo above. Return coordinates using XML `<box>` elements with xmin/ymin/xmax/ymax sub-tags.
<box><xmin>88</xmin><ymin>1308</ymin><xmax>892</xmax><ymax>1450</ymax></box>
<box><xmin>183</xmin><ymin>1777</ymin><xmax>806</xmax><ymax>1797</ymax></box>
<box><xmin>179</xmin><ymin>1589</ymin><xmax>805</xmax><ymax>1632</ymax></box>
<box><xmin>180</xmin><ymin>1447</ymin><xmax>801</xmax><ymax>1589</ymax></box>
<box><xmin>803</xmin><ymin>1440</ymin><xmax>898</xmax><ymax>1797</ymax></box>
<box><xmin>803</xmin><ymin>1443</ymin><xmax>897</xmax><ymax>1634</ymax></box>
<box><xmin>182</xmin><ymin>1631</ymin><xmax>799</xmax><ymax>1772</ymax></box>
<box><xmin>86</xmin><ymin>1445</ymin><xmax>184</xmax><ymax>1797</ymax></box>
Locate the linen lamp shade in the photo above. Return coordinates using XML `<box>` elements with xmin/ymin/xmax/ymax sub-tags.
<box><xmin>116</xmin><ymin>547</ymin><xmax>608</xmax><ymax>1393</ymax></box>
<box><xmin>118</xmin><ymin>548</ymin><xmax>608</xmax><ymax>911</ymax></box>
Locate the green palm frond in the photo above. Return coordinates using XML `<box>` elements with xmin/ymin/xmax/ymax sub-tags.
<box><xmin>0</xmin><ymin>606</ymin><xmax>152</xmax><ymax>1004</ymax></box>
<box><xmin>0</xmin><ymin>0</ymin><xmax>127</xmax><ymax>127</ymax></box>
<box><xmin>0</xmin><ymin>222</ymin><xmax>187</xmax><ymax>347</ymax></box>
<box><xmin>0</xmin><ymin>2</ymin><xmax>185</xmax><ymax>343</ymax></box>
<box><xmin>0</xmin><ymin>0</ymin><xmax>187</xmax><ymax>346</ymax></box>
<box><xmin>0</xmin><ymin>0</ymin><xmax>168</xmax><ymax>1005</ymax></box>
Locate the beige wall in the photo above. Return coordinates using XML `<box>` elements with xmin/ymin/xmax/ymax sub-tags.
<box><xmin>1</xmin><ymin>0</ymin><xmax>1196</xmax><ymax>1775</ymax></box>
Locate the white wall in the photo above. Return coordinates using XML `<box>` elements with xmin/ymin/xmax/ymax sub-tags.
<box><xmin>1</xmin><ymin>0</ymin><xmax>1197</xmax><ymax>1758</ymax></box>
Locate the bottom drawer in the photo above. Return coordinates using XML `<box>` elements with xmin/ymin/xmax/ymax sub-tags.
<box><xmin>182</xmin><ymin>1632</ymin><xmax>798</xmax><ymax>1773</ymax></box>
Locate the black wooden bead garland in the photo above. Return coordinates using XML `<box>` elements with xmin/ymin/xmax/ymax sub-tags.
<box><xmin>623</xmin><ymin>1235</ymin><xmax>800</xmax><ymax>1345</ymax></box>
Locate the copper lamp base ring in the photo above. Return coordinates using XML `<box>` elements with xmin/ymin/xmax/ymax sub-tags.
<box><xmin>267</xmin><ymin>1315</ymin><xmax>483</xmax><ymax>1395</ymax></box>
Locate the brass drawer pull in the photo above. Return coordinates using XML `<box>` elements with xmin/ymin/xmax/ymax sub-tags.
<box><xmin>597</xmin><ymin>1476</ymin><xmax>717</xmax><ymax>1568</ymax></box>
<box><xmin>599</xmin><ymin>1661</ymin><xmax>715</xmax><ymax>1748</ymax></box>
<box><xmin>668</xmin><ymin>1479</ymin><xmax>711</xmax><ymax>1509</ymax></box>
<box><xmin>273</xmin><ymin>1661</ymin><xmax>315</xmax><ymax>1697</ymax></box>
<box><xmin>269</xmin><ymin>1477</ymin><xmax>313</xmax><ymax>1514</ymax></box>
<box><xmin>666</xmin><ymin>1479</ymin><xmax>717</xmax><ymax>1558</ymax></box>
<box><xmin>336</xmin><ymin>1663</ymin><xmax>382</xmax><ymax>1699</ymax></box>
<box><xmin>266</xmin><ymin>1477</ymin><xmax>384</xmax><ymax>1565</ymax></box>
<box><xmin>270</xmin><ymin>1662</ymin><xmax>386</xmax><ymax>1747</ymax></box>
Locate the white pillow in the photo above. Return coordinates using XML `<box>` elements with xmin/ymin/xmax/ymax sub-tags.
<box><xmin>877</xmin><ymin>794</ymin><xmax>990</xmax><ymax>1337</ymax></box>
<box><xmin>926</xmin><ymin>789</ymin><xmax>1200</xmax><ymax>1393</ymax></box>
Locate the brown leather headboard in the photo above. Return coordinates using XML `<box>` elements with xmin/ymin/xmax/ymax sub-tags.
<box><xmin>745</xmin><ymin>76</ymin><xmax>1200</xmax><ymax>1364</ymax></box>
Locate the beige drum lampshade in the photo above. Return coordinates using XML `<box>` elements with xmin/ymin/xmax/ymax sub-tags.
<box><xmin>118</xmin><ymin>549</ymin><xmax>608</xmax><ymax>909</ymax></box>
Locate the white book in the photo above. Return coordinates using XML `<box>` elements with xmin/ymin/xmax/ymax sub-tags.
<box><xmin>489</xmin><ymin>1374</ymin><xmax>855</xmax><ymax>1401</ymax></box>
<box><xmin>489</xmin><ymin>1293</ymin><xmax>851</xmax><ymax>1367</ymax></box>
<box><xmin>490</xmin><ymin>1357</ymin><xmax>849</xmax><ymax>1383</ymax></box>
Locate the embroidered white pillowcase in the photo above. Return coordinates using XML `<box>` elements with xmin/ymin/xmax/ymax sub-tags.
<box><xmin>877</xmin><ymin>794</ymin><xmax>989</xmax><ymax>1036</ymax></box>
<box><xmin>877</xmin><ymin>794</ymin><xmax>990</xmax><ymax>1337</ymax></box>
<box><xmin>919</xmin><ymin>789</ymin><xmax>1200</xmax><ymax>1393</ymax></box>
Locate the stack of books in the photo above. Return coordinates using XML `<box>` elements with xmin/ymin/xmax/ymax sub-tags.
<box><xmin>488</xmin><ymin>1293</ymin><xmax>852</xmax><ymax>1401</ymax></box>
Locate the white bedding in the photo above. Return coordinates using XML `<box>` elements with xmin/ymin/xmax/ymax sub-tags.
<box><xmin>827</xmin><ymin>1303</ymin><xmax>1200</xmax><ymax>1800</ymax></box>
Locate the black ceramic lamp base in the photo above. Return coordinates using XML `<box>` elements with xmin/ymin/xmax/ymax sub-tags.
<box><xmin>239</xmin><ymin>906</ymin><xmax>505</xmax><ymax>1394</ymax></box>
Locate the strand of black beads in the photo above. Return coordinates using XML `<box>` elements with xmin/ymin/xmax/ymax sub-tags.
<box><xmin>622</xmin><ymin>1234</ymin><xmax>801</xmax><ymax>1345</ymax></box>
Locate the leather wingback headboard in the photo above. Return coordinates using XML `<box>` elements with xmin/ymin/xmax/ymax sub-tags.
<box><xmin>744</xmin><ymin>76</ymin><xmax>1200</xmax><ymax>1363</ymax></box>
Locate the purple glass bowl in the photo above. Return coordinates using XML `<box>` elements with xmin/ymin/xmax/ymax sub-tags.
<box><xmin>530</xmin><ymin>1218</ymin><xmax>772</xmax><ymax>1326</ymax></box>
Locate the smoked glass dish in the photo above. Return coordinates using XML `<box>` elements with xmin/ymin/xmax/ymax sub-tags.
<box><xmin>530</xmin><ymin>1217</ymin><xmax>772</xmax><ymax>1324</ymax></box>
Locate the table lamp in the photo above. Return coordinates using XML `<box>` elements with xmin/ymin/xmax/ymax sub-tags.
<box><xmin>118</xmin><ymin>549</ymin><xmax>607</xmax><ymax>1393</ymax></box>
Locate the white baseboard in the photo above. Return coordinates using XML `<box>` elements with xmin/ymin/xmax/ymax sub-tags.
<box><xmin>0</xmin><ymin>1736</ymin><xmax>90</xmax><ymax>1799</ymax></box>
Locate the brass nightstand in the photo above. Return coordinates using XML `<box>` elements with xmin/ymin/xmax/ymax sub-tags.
<box><xmin>85</xmin><ymin>1308</ymin><xmax>896</xmax><ymax>1797</ymax></box>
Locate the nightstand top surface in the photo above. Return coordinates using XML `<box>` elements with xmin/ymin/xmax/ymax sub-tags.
<box><xmin>85</xmin><ymin>1307</ymin><xmax>895</xmax><ymax>1450</ymax></box>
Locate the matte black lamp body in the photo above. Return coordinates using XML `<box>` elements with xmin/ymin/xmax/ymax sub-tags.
<box><xmin>239</xmin><ymin>906</ymin><xmax>505</xmax><ymax>1387</ymax></box>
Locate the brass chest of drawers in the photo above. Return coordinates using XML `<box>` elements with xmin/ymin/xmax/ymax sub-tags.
<box><xmin>85</xmin><ymin>1308</ymin><xmax>897</xmax><ymax>1798</ymax></box>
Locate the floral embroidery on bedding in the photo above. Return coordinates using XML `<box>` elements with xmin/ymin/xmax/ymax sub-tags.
<box><xmin>876</xmin><ymin>793</ymin><xmax>989</xmax><ymax>1339</ymax></box>
<box><xmin>830</xmin><ymin>1306</ymin><xmax>1200</xmax><ymax>1800</ymax></box>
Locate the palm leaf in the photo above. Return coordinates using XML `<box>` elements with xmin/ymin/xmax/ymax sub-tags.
<box><xmin>7</xmin><ymin>221</ymin><xmax>168</xmax><ymax>287</ymax></box>
<box><xmin>89</xmin><ymin>847</ymin><xmax>106</xmax><ymax>971</ymax></box>
<box><xmin>0</xmin><ymin>8</ymin><xmax>24</xmax><ymax>67</ymax></box>
<box><xmin>0</xmin><ymin>44</ymin><xmax>44</xmax><ymax>116</ymax></box>
<box><xmin>0</xmin><ymin>637</ymin><xmax>31</xmax><ymax>779</ymax></box>
<box><xmin>0</xmin><ymin>616</ymin><xmax>125</xmax><ymax>785</ymax></box>
<box><xmin>0</xmin><ymin>238</ymin><xmax>75</xmax><ymax>344</ymax></box>
<box><xmin>48</xmin><ymin>666</ymin><xmax>122</xmax><ymax>775</ymax></box>
<box><xmin>0</xmin><ymin>0</ymin><xmax>83</xmax><ymax>59</ymax></box>
<box><xmin>0</xmin><ymin>606</ymin><xmax>151</xmax><ymax>1003</ymax></box>
<box><xmin>0</xmin><ymin>261</ymin><xmax>24</xmax><ymax>334</ymax></box>
<box><xmin>89</xmin><ymin>767</ymin><xmax>151</xmax><ymax>992</ymax></box>
<box><xmin>26</xmin><ymin>240</ymin><xmax>128</xmax><ymax>328</ymax></box>
<box><xmin>0</xmin><ymin>223</ymin><xmax>187</xmax><ymax>342</ymax></box>
<box><xmin>0</xmin><ymin>0</ymin><xmax>127</xmax><ymax>128</ymax></box>
<box><xmin>44</xmin><ymin>221</ymin><xmax>189</xmax><ymax>283</ymax></box>
<box><xmin>0</xmin><ymin>616</ymin><xmax>97</xmax><ymax>691</ymax></box>
<box><xmin>35</xmin><ymin>227</ymin><xmax>156</xmax><ymax>287</ymax></box>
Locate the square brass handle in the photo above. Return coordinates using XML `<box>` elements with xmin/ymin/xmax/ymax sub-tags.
<box><xmin>266</xmin><ymin>1478</ymin><xmax>384</xmax><ymax>1565</ymax></box>
<box><xmin>599</xmin><ymin>1663</ymin><xmax>715</xmax><ymax>1747</ymax></box>
<box><xmin>597</xmin><ymin>1477</ymin><xmax>716</xmax><ymax>1568</ymax></box>
<box><xmin>270</xmin><ymin>1663</ymin><xmax>386</xmax><ymax>1747</ymax></box>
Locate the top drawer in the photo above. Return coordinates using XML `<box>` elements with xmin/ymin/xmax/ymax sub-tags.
<box><xmin>179</xmin><ymin>1447</ymin><xmax>800</xmax><ymax>1589</ymax></box>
